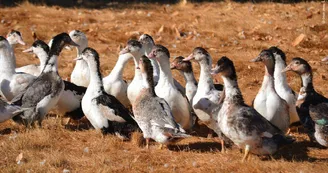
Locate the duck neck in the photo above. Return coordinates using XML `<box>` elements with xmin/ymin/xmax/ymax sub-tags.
<box><xmin>87</xmin><ymin>59</ymin><xmax>104</xmax><ymax>93</ymax></box>
<box><xmin>142</xmin><ymin>72</ymin><xmax>156</xmax><ymax>96</ymax></box>
<box><xmin>273</xmin><ymin>57</ymin><xmax>289</xmax><ymax>90</ymax></box>
<box><xmin>260</xmin><ymin>63</ymin><xmax>275</xmax><ymax>91</ymax></box>
<box><xmin>222</xmin><ymin>74</ymin><xmax>244</xmax><ymax>105</ymax></box>
<box><xmin>157</xmin><ymin>58</ymin><xmax>175</xmax><ymax>87</ymax></box>
<box><xmin>37</xmin><ymin>51</ymin><xmax>49</xmax><ymax>73</ymax></box>
<box><xmin>198</xmin><ymin>60</ymin><xmax>214</xmax><ymax>92</ymax></box>
<box><xmin>132</xmin><ymin>52</ymin><xmax>143</xmax><ymax>81</ymax></box>
<box><xmin>300</xmin><ymin>72</ymin><xmax>314</xmax><ymax>92</ymax></box>
<box><xmin>181</xmin><ymin>71</ymin><xmax>197</xmax><ymax>85</ymax></box>
<box><xmin>42</xmin><ymin>55</ymin><xmax>58</xmax><ymax>73</ymax></box>
<box><xmin>108</xmin><ymin>54</ymin><xmax>132</xmax><ymax>79</ymax></box>
<box><xmin>149</xmin><ymin>58</ymin><xmax>160</xmax><ymax>80</ymax></box>
<box><xmin>0</xmin><ymin>45</ymin><xmax>16</xmax><ymax>76</ymax></box>
<box><xmin>76</xmin><ymin>44</ymin><xmax>87</xmax><ymax>57</ymax></box>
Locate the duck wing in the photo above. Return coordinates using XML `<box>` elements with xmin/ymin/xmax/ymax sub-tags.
<box><xmin>94</xmin><ymin>92</ymin><xmax>136</xmax><ymax>124</ymax></box>
<box><xmin>151</xmin><ymin>97</ymin><xmax>185</xmax><ymax>132</ymax></box>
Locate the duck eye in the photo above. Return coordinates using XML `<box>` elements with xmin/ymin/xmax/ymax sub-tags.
<box><xmin>295</xmin><ymin>61</ymin><xmax>300</xmax><ymax>64</ymax></box>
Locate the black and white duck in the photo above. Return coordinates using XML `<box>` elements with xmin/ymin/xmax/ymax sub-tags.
<box><xmin>283</xmin><ymin>57</ymin><xmax>328</xmax><ymax>147</ymax></box>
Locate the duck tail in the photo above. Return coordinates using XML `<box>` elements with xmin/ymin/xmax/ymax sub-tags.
<box><xmin>273</xmin><ymin>134</ymin><xmax>295</xmax><ymax>148</ymax></box>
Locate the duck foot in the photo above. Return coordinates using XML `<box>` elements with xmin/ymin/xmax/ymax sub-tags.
<box><xmin>242</xmin><ymin>145</ymin><xmax>250</xmax><ymax>162</ymax></box>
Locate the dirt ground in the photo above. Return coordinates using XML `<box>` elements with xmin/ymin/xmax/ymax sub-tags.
<box><xmin>0</xmin><ymin>1</ymin><xmax>328</xmax><ymax>172</ymax></box>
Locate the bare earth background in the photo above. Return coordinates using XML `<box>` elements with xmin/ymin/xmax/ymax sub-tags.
<box><xmin>0</xmin><ymin>1</ymin><xmax>328</xmax><ymax>172</ymax></box>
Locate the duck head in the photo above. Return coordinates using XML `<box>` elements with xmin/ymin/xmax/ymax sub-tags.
<box><xmin>119</xmin><ymin>40</ymin><xmax>143</xmax><ymax>57</ymax></box>
<box><xmin>184</xmin><ymin>47</ymin><xmax>211</xmax><ymax>66</ymax></box>
<box><xmin>148</xmin><ymin>44</ymin><xmax>170</xmax><ymax>62</ymax></box>
<box><xmin>268</xmin><ymin>46</ymin><xmax>286</xmax><ymax>63</ymax></box>
<box><xmin>251</xmin><ymin>49</ymin><xmax>275</xmax><ymax>71</ymax></box>
<box><xmin>68</xmin><ymin>30</ymin><xmax>88</xmax><ymax>52</ymax></box>
<box><xmin>170</xmin><ymin>56</ymin><xmax>193</xmax><ymax>73</ymax></box>
<box><xmin>80</xmin><ymin>47</ymin><xmax>99</xmax><ymax>63</ymax></box>
<box><xmin>48</xmin><ymin>33</ymin><xmax>79</xmax><ymax>57</ymax></box>
<box><xmin>23</xmin><ymin>40</ymin><xmax>49</xmax><ymax>55</ymax></box>
<box><xmin>282</xmin><ymin>57</ymin><xmax>311</xmax><ymax>75</ymax></box>
<box><xmin>139</xmin><ymin>34</ymin><xmax>155</xmax><ymax>54</ymax></box>
<box><xmin>211</xmin><ymin>56</ymin><xmax>236</xmax><ymax>79</ymax></box>
<box><xmin>6</xmin><ymin>30</ymin><xmax>25</xmax><ymax>46</ymax></box>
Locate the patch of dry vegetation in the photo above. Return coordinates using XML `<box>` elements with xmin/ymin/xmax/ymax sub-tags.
<box><xmin>0</xmin><ymin>1</ymin><xmax>328</xmax><ymax>172</ymax></box>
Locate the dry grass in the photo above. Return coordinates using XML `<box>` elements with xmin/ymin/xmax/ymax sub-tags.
<box><xmin>0</xmin><ymin>1</ymin><xmax>328</xmax><ymax>172</ymax></box>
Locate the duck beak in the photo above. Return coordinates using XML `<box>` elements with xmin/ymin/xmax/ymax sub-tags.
<box><xmin>17</xmin><ymin>39</ymin><xmax>26</xmax><ymax>46</ymax></box>
<box><xmin>281</xmin><ymin>65</ymin><xmax>291</xmax><ymax>73</ymax></box>
<box><xmin>211</xmin><ymin>65</ymin><xmax>221</xmax><ymax>75</ymax></box>
<box><xmin>22</xmin><ymin>47</ymin><xmax>33</xmax><ymax>54</ymax></box>
<box><xmin>119</xmin><ymin>47</ymin><xmax>130</xmax><ymax>55</ymax></box>
<box><xmin>74</xmin><ymin>56</ymin><xmax>83</xmax><ymax>61</ymax></box>
<box><xmin>322</xmin><ymin>57</ymin><xmax>328</xmax><ymax>62</ymax></box>
<box><xmin>250</xmin><ymin>55</ymin><xmax>262</xmax><ymax>62</ymax></box>
<box><xmin>69</xmin><ymin>40</ymin><xmax>79</xmax><ymax>47</ymax></box>
<box><xmin>170</xmin><ymin>63</ymin><xmax>177</xmax><ymax>69</ymax></box>
<box><xmin>148</xmin><ymin>51</ymin><xmax>156</xmax><ymax>59</ymax></box>
<box><xmin>183</xmin><ymin>53</ymin><xmax>194</xmax><ymax>61</ymax></box>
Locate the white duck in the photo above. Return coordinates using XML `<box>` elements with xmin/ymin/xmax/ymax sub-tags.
<box><xmin>102</xmin><ymin>53</ymin><xmax>132</xmax><ymax>108</ymax></box>
<box><xmin>0</xmin><ymin>36</ymin><xmax>36</xmax><ymax>101</ymax></box>
<box><xmin>212</xmin><ymin>56</ymin><xmax>294</xmax><ymax>161</ymax></box>
<box><xmin>139</xmin><ymin>34</ymin><xmax>185</xmax><ymax>93</ymax></box>
<box><xmin>119</xmin><ymin>40</ymin><xmax>144</xmax><ymax>105</ymax></box>
<box><xmin>251</xmin><ymin>49</ymin><xmax>290</xmax><ymax>133</ymax></box>
<box><xmin>16</xmin><ymin>40</ymin><xmax>49</xmax><ymax>76</ymax></box>
<box><xmin>268</xmin><ymin>47</ymin><xmax>300</xmax><ymax>126</ymax></box>
<box><xmin>6</xmin><ymin>30</ymin><xmax>25</xmax><ymax>47</ymax></box>
<box><xmin>183</xmin><ymin>47</ymin><xmax>223</xmax><ymax>130</ymax></box>
<box><xmin>69</xmin><ymin>30</ymin><xmax>90</xmax><ymax>87</ymax></box>
<box><xmin>148</xmin><ymin>45</ymin><xmax>193</xmax><ymax>130</ymax></box>
<box><xmin>133</xmin><ymin>55</ymin><xmax>189</xmax><ymax>149</ymax></box>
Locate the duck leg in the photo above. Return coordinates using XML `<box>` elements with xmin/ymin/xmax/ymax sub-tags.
<box><xmin>242</xmin><ymin>145</ymin><xmax>250</xmax><ymax>162</ymax></box>
<box><xmin>146</xmin><ymin>138</ymin><xmax>150</xmax><ymax>149</ymax></box>
<box><xmin>158</xmin><ymin>143</ymin><xmax>163</xmax><ymax>150</ymax></box>
<box><xmin>220</xmin><ymin>139</ymin><xmax>225</xmax><ymax>153</ymax></box>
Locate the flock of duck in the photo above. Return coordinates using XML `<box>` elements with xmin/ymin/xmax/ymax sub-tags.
<box><xmin>0</xmin><ymin>29</ymin><xmax>327</xmax><ymax>161</ymax></box>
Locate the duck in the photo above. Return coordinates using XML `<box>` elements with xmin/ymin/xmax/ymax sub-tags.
<box><xmin>183</xmin><ymin>47</ymin><xmax>223</xmax><ymax>133</ymax></box>
<box><xmin>148</xmin><ymin>45</ymin><xmax>193</xmax><ymax>130</ymax></box>
<box><xmin>268</xmin><ymin>47</ymin><xmax>300</xmax><ymax>127</ymax></box>
<box><xmin>282</xmin><ymin>57</ymin><xmax>328</xmax><ymax>147</ymax></box>
<box><xmin>69</xmin><ymin>30</ymin><xmax>90</xmax><ymax>87</ymax></box>
<box><xmin>251</xmin><ymin>49</ymin><xmax>290</xmax><ymax>133</ymax></box>
<box><xmin>120</xmin><ymin>40</ymin><xmax>145</xmax><ymax>105</ymax></box>
<box><xmin>0</xmin><ymin>36</ymin><xmax>36</xmax><ymax>101</ymax></box>
<box><xmin>79</xmin><ymin>47</ymin><xmax>138</xmax><ymax>137</ymax></box>
<box><xmin>133</xmin><ymin>55</ymin><xmax>189</xmax><ymax>149</ymax></box>
<box><xmin>18</xmin><ymin>39</ymin><xmax>86</xmax><ymax>121</ymax></box>
<box><xmin>102</xmin><ymin>53</ymin><xmax>132</xmax><ymax>108</ymax></box>
<box><xmin>170</xmin><ymin>56</ymin><xmax>197</xmax><ymax>106</ymax></box>
<box><xmin>139</xmin><ymin>34</ymin><xmax>185</xmax><ymax>93</ymax></box>
<box><xmin>15</xmin><ymin>40</ymin><xmax>49</xmax><ymax>76</ymax></box>
<box><xmin>0</xmin><ymin>98</ymin><xmax>27</xmax><ymax>123</ymax></box>
<box><xmin>6</xmin><ymin>30</ymin><xmax>25</xmax><ymax>47</ymax></box>
<box><xmin>11</xmin><ymin>33</ymin><xmax>79</xmax><ymax>127</ymax></box>
<box><xmin>212</xmin><ymin>56</ymin><xmax>294</xmax><ymax>161</ymax></box>
<box><xmin>170</xmin><ymin>56</ymin><xmax>223</xmax><ymax>106</ymax></box>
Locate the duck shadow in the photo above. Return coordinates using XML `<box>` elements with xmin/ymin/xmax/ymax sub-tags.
<box><xmin>168</xmin><ymin>141</ymin><xmax>222</xmax><ymax>152</ymax></box>
<box><xmin>0</xmin><ymin>128</ymin><xmax>12</xmax><ymax>135</ymax></box>
<box><xmin>271</xmin><ymin>140</ymin><xmax>328</xmax><ymax>162</ymax></box>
